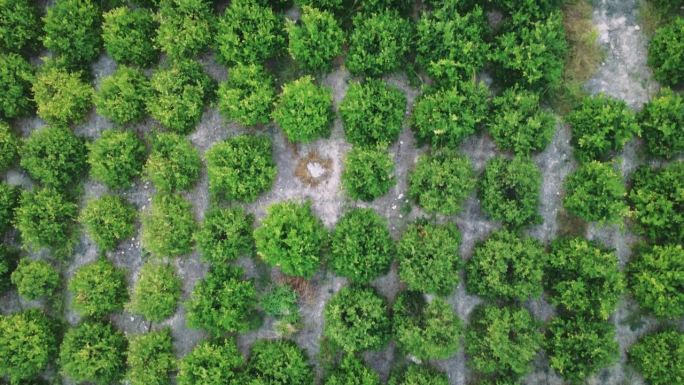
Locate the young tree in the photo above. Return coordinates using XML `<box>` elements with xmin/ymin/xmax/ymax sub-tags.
<box><xmin>178</xmin><ymin>338</ymin><xmax>244</xmax><ymax>385</ymax></box>
<box><xmin>324</xmin><ymin>286</ymin><xmax>390</xmax><ymax>352</ymax></box>
<box><xmin>15</xmin><ymin>188</ymin><xmax>78</xmax><ymax>255</ymax></box>
<box><xmin>127</xmin><ymin>328</ymin><xmax>176</xmax><ymax>385</ymax></box>
<box><xmin>129</xmin><ymin>262</ymin><xmax>181</xmax><ymax>322</ymax></box>
<box><xmin>0</xmin><ymin>246</ymin><xmax>17</xmax><ymax>293</ymax></box>
<box><xmin>59</xmin><ymin>321</ymin><xmax>127</xmax><ymax>385</ymax></box>
<box><xmin>88</xmin><ymin>130</ymin><xmax>146</xmax><ymax>189</ymax></box>
<box><xmin>0</xmin><ymin>0</ymin><xmax>40</xmax><ymax>54</ymax></box>
<box><xmin>186</xmin><ymin>265</ymin><xmax>257</xmax><ymax>335</ymax></box>
<box><xmin>393</xmin><ymin>292</ymin><xmax>462</xmax><ymax>360</ymax></box>
<box><xmin>0</xmin><ymin>53</ymin><xmax>34</xmax><ymax>120</ymax></box>
<box><xmin>638</xmin><ymin>88</ymin><xmax>684</xmax><ymax>158</ymax></box>
<box><xmin>42</xmin><ymin>0</ymin><xmax>102</xmax><ymax>69</ymax></box>
<box><xmin>196</xmin><ymin>207</ymin><xmax>254</xmax><ymax>265</ymax></box>
<box><xmin>563</xmin><ymin>161</ymin><xmax>627</xmax><ymax>223</ymax></box>
<box><xmin>217</xmin><ymin>64</ymin><xmax>275</xmax><ymax>127</ymax></box>
<box><xmin>479</xmin><ymin>156</ymin><xmax>541</xmax><ymax>228</ymax></box>
<box><xmin>286</xmin><ymin>6</ymin><xmax>344</xmax><ymax>72</ymax></box>
<box><xmin>466</xmin><ymin>230</ymin><xmax>545</xmax><ymax>301</ymax></box>
<box><xmin>102</xmin><ymin>7</ymin><xmax>158</xmax><ymax>67</ymax></box>
<box><xmin>68</xmin><ymin>258</ymin><xmax>128</xmax><ymax>317</ymax></box>
<box><xmin>94</xmin><ymin>66</ymin><xmax>151</xmax><ymax>125</ymax></box>
<box><xmin>273</xmin><ymin>76</ymin><xmax>333</xmax><ymax>143</ymax></box>
<box><xmin>397</xmin><ymin>220</ymin><xmax>461</xmax><ymax>295</ymax></box>
<box><xmin>325</xmin><ymin>354</ymin><xmax>380</xmax><ymax>385</ymax></box>
<box><xmin>0</xmin><ymin>182</ymin><xmax>19</xmax><ymax>233</ymax></box>
<box><xmin>80</xmin><ymin>195</ymin><xmax>136</xmax><ymax>251</ymax></box>
<box><xmin>21</xmin><ymin>126</ymin><xmax>87</xmax><ymax>188</ymax></box>
<box><xmin>330</xmin><ymin>208</ymin><xmax>393</xmax><ymax>283</ymax></box>
<box><xmin>254</xmin><ymin>200</ymin><xmax>327</xmax><ymax>278</ymax></box>
<box><xmin>340</xmin><ymin>80</ymin><xmax>406</xmax><ymax>146</ymax></box>
<box><xmin>144</xmin><ymin>132</ymin><xmax>201</xmax><ymax>192</ymax></box>
<box><xmin>465</xmin><ymin>304</ymin><xmax>542</xmax><ymax>383</ymax></box>
<box><xmin>0</xmin><ymin>310</ymin><xmax>57</xmax><ymax>383</ymax></box>
<box><xmin>388</xmin><ymin>364</ymin><xmax>449</xmax><ymax>385</ymax></box>
<box><xmin>0</xmin><ymin>122</ymin><xmax>19</xmax><ymax>171</ymax></box>
<box><xmin>206</xmin><ymin>135</ymin><xmax>277</xmax><ymax>202</ymax></box>
<box><xmin>648</xmin><ymin>17</ymin><xmax>684</xmax><ymax>86</ymax></box>
<box><xmin>259</xmin><ymin>284</ymin><xmax>302</xmax><ymax>336</ymax></box>
<box><xmin>32</xmin><ymin>66</ymin><xmax>92</xmax><ymax>126</ymax></box>
<box><xmin>341</xmin><ymin>146</ymin><xmax>395</xmax><ymax>201</ymax></box>
<box><xmin>628</xmin><ymin>244</ymin><xmax>684</xmax><ymax>319</ymax></box>
<box><xmin>628</xmin><ymin>330</ymin><xmax>684</xmax><ymax>385</ymax></box>
<box><xmin>11</xmin><ymin>259</ymin><xmax>59</xmax><ymax>300</ymax></box>
<box><xmin>141</xmin><ymin>193</ymin><xmax>196</xmax><ymax>257</ymax></box>
<box><xmin>156</xmin><ymin>0</ymin><xmax>214</xmax><ymax>60</ymax></box>
<box><xmin>246</xmin><ymin>339</ymin><xmax>313</xmax><ymax>385</ymax></box>
<box><xmin>408</xmin><ymin>150</ymin><xmax>476</xmax><ymax>215</ymax></box>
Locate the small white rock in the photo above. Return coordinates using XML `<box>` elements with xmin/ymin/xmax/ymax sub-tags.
<box><xmin>635</xmin><ymin>25</ymin><xmax>640</xmax><ymax>30</ymax></box>
<box><xmin>397</xmin><ymin>193</ymin><xmax>404</xmax><ymax>200</ymax></box>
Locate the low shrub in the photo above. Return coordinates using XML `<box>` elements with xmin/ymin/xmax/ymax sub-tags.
<box><xmin>144</xmin><ymin>132</ymin><xmax>201</xmax><ymax>192</ymax></box>
<box><xmin>15</xmin><ymin>188</ymin><xmax>78</xmax><ymax>255</ymax></box>
<box><xmin>94</xmin><ymin>66</ymin><xmax>151</xmax><ymax>125</ymax></box>
<box><xmin>0</xmin><ymin>246</ymin><xmax>16</xmax><ymax>293</ymax></box>
<box><xmin>42</xmin><ymin>0</ymin><xmax>102</xmax><ymax>69</ymax></box>
<box><xmin>628</xmin><ymin>330</ymin><xmax>684</xmax><ymax>385</ymax></box>
<box><xmin>127</xmin><ymin>328</ymin><xmax>176</xmax><ymax>385</ymax></box>
<box><xmin>628</xmin><ymin>244</ymin><xmax>684</xmax><ymax>319</ymax></box>
<box><xmin>196</xmin><ymin>207</ymin><xmax>254</xmax><ymax>265</ymax></box>
<box><xmin>0</xmin><ymin>53</ymin><xmax>34</xmax><ymax>120</ymax></box>
<box><xmin>0</xmin><ymin>310</ymin><xmax>57</xmax><ymax>384</ymax></box>
<box><xmin>102</xmin><ymin>7</ymin><xmax>158</xmax><ymax>67</ymax></box>
<box><xmin>0</xmin><ymin>122</ymin><xmax>19</xmax><ymax>172</ymax></box>
<box><xmin>11</xmin><ymin>259</ymin><xmax>59</xmax><ymax>300</ymax></box>
<box><xmin>388</xmin><ymin>364</ymin><xmax>449</xmax><ymax>385</ymax></box>
<box><xmin>80</xmin><ymin>195</ymin><xmax>136</xmax><ymax>251</ymax></box>
<box><xmin>88</xmin><ymin>130</ymin><xmax>146</xmax><ymax>189</ymax></box>
<box><xmin>273</xmin><ymin>76</ymin><xmax>333</xmax><ymax>143</ymax></box>
<box><xmin>246</xmin><ymin>339</ymin><xmax>313</xmax><ymax>384</ymax></box>
<box><xmin>294</xmin><ymin>0</ymin><xmax>342</xmax><ymax>11</ymax></box>
<box><xmin>0</xmin><ymin>182</ymin><xmax>19</xmax><ymax>233</ymax></box>
<box><xmin>21</xmin><ymin>126</ymin><xmax>87</xmax><ymax>188</ymax></box>
<box><xmin>141</xmin><ymin>193</ymin><xmax>196</xmax><ymax>257</ymax></box>
<box><xmin>330</xmin><ymin>208</ymin><xmax>393</xmax><ymax>283</ymax></box>
<box><xmin>0</xmin><ymin>0</ymin><xmax>40</xmax><ymax>53</ymax></box>
<box><xmin>325</xmin><ymin>354</ymin><xmax>380</xmax><ymax>385</ymax></box>
<box><xmin>286</xmin><ymin>6</ymin><xmax>344</xmax><ymax>72</ymax></box>
<box><xmin>129</xmin><ymin>262</ymin><xmax>181</xmax><ymax>322</ymax></box>
<box><xmin>68</xmin><ymin>258</ymin><xmax>128</xmax><ymax>317</ymax></box>
<box><xmin>648</xmin><ymin>17</ymin><xmax>684</xmax><ymax>86</ymax></box>
<box><xmin>340</xmin><ymin>80</ymin><xmax>406</xmax><ymax>146</ymax></box>
<box><xmin>32</xmin><ymin>66</ymin><xmax>92</xmax><ymax>126</ymax></box>
<box><xmin>260</xmin><ymin>285</ymin><xmax>301</xmax><ymax>335</ymax></box>
<box><xmin>254</xmin><ymin>200</ymin><xmax>327</xmax><ymax>278</ymax></box>
<box><xmin>563</xmin><ymin>161</ymin><xmax>627</xmax><ymax>223</ymax></box>
<box><xmin>217</xmin><ymin>64</ymin><xmax>275</xmax><ymax>127</ymax></box>
<box><xmin>206</xmin><ymin>134</ymin><xmax>276</xmax><ymax>202</ymax></box>
<box><xmin>638</xmin><ymin>87</ymin><xmax>684</xmax><ymax>158</ymax></box>
<box><xmin>408</xmin><ymin>150</ymin><xmax>476</xmax><ymax>215</ymax></box>
<box><xmin>178</xmin><ymin>338</ymin><xmax>243</xmax><ymax>385</ymax></box>
<box><xmin>156</xmin><ymin>0</ymin><xmax>214</xmax><ymax>60</ymax></box>
<box><xmin>341</xmin><ymin>146</ymin><xmax>395</xmax><ymax>201</ymax></box>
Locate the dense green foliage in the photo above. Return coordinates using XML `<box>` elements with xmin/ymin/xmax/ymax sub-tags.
<box><xmin>42</xmin><ymin>0</ymin><xmax>102</xmax><ymax>69</ymax></box>
<box><xmin>628</xmin><ymin>330</ymin><xmax>684</xmax><ymax>385</ymax></box>
<box><xmin>217</xmin><ymin>64</ymin><xmax>275</xmax><ymax>126</ymax></box>
<box><xmin>246</xmin><ymin>339</ymin><xmax>313</xmax><ymax>385</ymax></box>
<box><xmin>465</xmin><ymin>304</ymin><xmax>542</xmax><ymax>383</ymax></box>
<box><xmin>488</xmin><ymin>86</ymin><xmax>555</xmax><ymax>155</ymax></box>
<box><xmin>0</xmin><ymin>53</ymin><xmax>34</xmax><ymax>120</ymax></box>
<box><xmin>466</xmin><ymin>230</ymin><xmax>545</xmax><ymax>301</ymax></box>
<box><xmin>563</xmin><ymin>161</ymin><xmax>626</xmax><ymax>223</ymax></box>
<box><xmin>94</xmin><ymin>66</ymin><xmax>151</xmax><ymax>125</ymax></box>
<box><xmin>156</xmin><ymin>0</ymin><xmax>214</xmax><ymax>60</ymax></box>
<box><xmin>144</xmin><ymin>132</ymin><xmax>201</xmax><ymax>192</ymax></box>
<box><xmin>567</xmin><ymin>94</ymin><xmax>639</xmax><ymax>162</ymax></box>
<box><xmin>0</xmin><ymin>245</ymin><xmax>15</xmax><ymax>293</ymax></box>
<box><xmin>178</xmin><ymin>338</ymin><xmax>243</xmax><ymax>385</ymax></box>
<box><xmin>546</xmin><ymin>238</ymin><xmax>624</xmax><ymax>320</ymax></box>
<box><xmin>147</xmin><ymin>59</ymin><xmax>214</xmax><ymax>134</ymax></box>
<box><xmin>88</xmin><ymin>130</ymin><xmax>146</xmax><ymax>189</ymax></box>
<box><xmin>32</xmin><ymin>66</ymin><xmax>92</xmax><ymax>126</ymax></box>
<box><xmin>59</xmin><ymin>321</ymin><xmax>127</xmax><ymax>385</ymax></box>
<box><xmin>479</xmin><ymin>156</ymin><xmax>541</xmax><ymax>227</ymax></box>
<box><xmin>388</xmin><ymin>364</ymin><xmax>449</xmax><ymax>385</ymax></box>
<box><xmin>129</xmin><ymin>262</ymin><xmax>181</xmax><ymax>322</ymax></box>
<box><xmin>628</xmin><ymin>162</ymin><xmax>684</xmax><ymax>243</ymax></box>
<box><xmin>254</xmin><ymin>201</ymin><xmax>327</xmax><ymax>278</ymax></box>
<box><xmin>341</xmin><ymin>146</ymin><xmax>395</xmax><ymax>201</ymax></box>
<box><xmin>0</xmin><ymin>122</ymin><xmax>19</xmax><ymax>172</ymax></box>
<box><xmin>0</xmin><ymin>0</ymin><xmax>40</xmax><ymax>54</ymax></box>
<box><xmin>325</xmin><ymin>355</ymin><xmax>380</xmax><ymax>385</ymax></box>
<box><xmin>546</xmin><ymin>316</ymin><xmax>619</xmax><ymax>384</ymax></box>
<box><xmin>141</xmin><ymin>193</ymin><xmax>196</xmax><ymax>257</ymax></box>
<box><xmin>68</xmin><ymin>258</ymin><xmax>127</xmax><ymax>317</ymax></box>
<box><xmin>330</xmin><ymin>208</ymin><xmax>393</xmax><ymax>283</ymax></box>
<box><xmin>0</xmin><ymin>182</ymin><xmax>19</xmax><ymax>233</ymax></box>
<box><xmin>273</xmin><ymin>76</ymin><xmax>333</xmax><ymax>143</ymax></box>
<box><xmin>286</xmin><ymin>6</ymin><xmax>344</xmax><ymax>72</ymax></box>
<box><xmin>648</xmin><ymin>17</ymin><xmax>684</xmax><ymax>86</ymax></box>
<box><xmin>638</xmin><ymin>88</ymin><xmax>684</xmax><ymax>158</ymax></box>
<box><xmin>324</xmin><ymin>286</ymin><xmax>390</xmax><ymax>352</ymax></box>
<box><xmin>0</xmin><ymin>310</ymin><xmax>56</xmax><ymax>383</ymax></box>
<box><xmin>80</xmin><ymin>195</ymin><xmax>136</xmax><ymax>251</ymax></box>
<box><xmin>216</xmin><ymin>0</ymin><xmax>283</xmax><ymax>65</ymax></box>
<box><xmin>346</xmin><ymin>10</ymin><xmax>412</xmax><ymax>76</ymax></box>
<box><xmin>397</xmin><ymin>220</ymin><xmax>461</xmax><ymax>295</ymax></box>
<box><xmin>127</xmin><ymin>328</ymin><xmax>176</xmax><ymax>385</ymax></box>
<box><xmin>340</xmin><ymin>80</ymin><xmax>406</xmax><ymax>146</ymax></box>
<box><xmin>393</xmin><ymin>293</ymin><xmax>462</xmax><ymax>360</ymax></box>
<box><xmin>102</xmin><ymin>7</ymin><xmax>158</xmax><ymax>67</ymax></box>
<box><xmin>206</xmin><ymin>135</ymin><xmax>276</xmax><ymax>202</ymax></box>
<box><xmin>408</xmin><ymin>150</ymin><xmax>476</xmax><ymax>215</ymax></box>
<box><xmin>628</xmin><ymin>244</ymin><xmax>684</xmax><ymax>319</ymax></box>
<box><xmin>186</xmin><ymin>265</ymin><xmax>256</xmax><ymax>335</ymax></box>
<box><xmin>15</xmin><ymin>188</ymin><xmax>78</xmax><ymax>254</ymax></box>
<box><xmin>196</xmin><ymin>207</ymin><xmax>254</xmax><ymax>265</ymax></box>
<box><xmin>411</xmin><ymin>81</ymin><xmax>489</xmax><ymax>148</ymax></box>
<box><xmin>11</xmin><ymin>259</ymin><xmax>59</xmax><ymax>300</ymax></box>
<box><xmin>21</xmin><ymin>126</ymin><xmax>87</xmax><ymax>188</ymax></box>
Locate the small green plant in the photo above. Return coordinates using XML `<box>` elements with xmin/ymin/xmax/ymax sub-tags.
<box><xmin>0</xmin><ymin>309</ymin><xmax>57</xmax><ymax>384</ymax></box>
<box><xmin>177</xmin><ymin>338</ymin><xmax>244</xmax><ymax>385</ymax></box>
<box><xmin>638</xmin><ymin>87</ymin><xmax>684</xmax><ymax>158</ymax></box>
<box><xmin>206</xmin><ymin>135</ymin><xmax>277</xmax><ymax>202</ymax></box>
<box><xmin>628</xmin><ymin>244</ymin><xmax>684</xmax><ymax>319</ymax></box>
<box><xmin>69</xmin><ymin>258</ymin><xmax>128</xmax><ymax>317</ymax></box>
<box><xmin>397</xmin><ymin>220</ymin><xmax>462</xmax><ymax>296</ymax></box>
<box><xmin>196</xmin><ymin>207</ymin><xmax>254</xmax><ymax>265</ymax></box>
<box><xmin>325</xmin><ymin>354</ymin><xmax>380</xmax><ymax>385</ymax></box>
<box><xmin>129</xmin><ymin>262</ymin><xmax>181</xmax><ymax>322</ymax></box>
<box><xmin>156</xmin><ymin>0</ymin><xmax>214</xmax><ymax>60</ymax></box>
<box><xmin>0</xmin><ymin>246</ymin><xmax>17</xmax><ymax>293</ymax></box>
<box><xmin>408</xmin><ymin>150</ymin><xmax>476</xmax><ymax>215</ymax></box>
<box><xmin>94</xmin><ymin>66</ymin><xmax>151</xmax><ymax>125</ymax></box>
<box><xmin>144</xmin><ymin>132</ymin><xmax>201</xmax><ymax>192</ymax></box>
<box><xmin>0</xmin><ymin>0</ymin><xmax>40</xmax><ymax>54</ymax></box>
<box><xmin>260</xmin><ymin>285</ymin><xmax>301</xmax><ymax>335</ymax></box>
<box><xmin>0</xmin><ymin>182</ymin><xmax>19</xmax><ymax>233</ymax></box>
<box><xmin>563</xmin><ymin>161</ymin><xmax>627</xmax><ymax>223</ymax></box>
<box><xmin>217</xmin><ymin>64</ymin><xmax>275</xmax><ymax>127</ymax></box>
<box><xmin>32</xmin><ymin>66</ymin><xmax>93</xmax><ymax>126</ymax></box>
<box><xmin>80</xmin><ymin>195</ymin><xmax>136</xmax><ymax>251</ymax></box>
<box><xmin>141</xmin><ymin>193</ymin><xmax>196</xmax><ymax>257</ymax></box>
<box><xmin>648</xmin><ymin>17</ymin><xmax>684</xmax><ymax>86</ymax></box>
<box><xmin>388</xmin><ymin>364</ymin><xmax>449</xmax><ymax>385</ymax></box>
<box><xmin>102</xmin><ymin>7</ymin><xmax>158</xmax><ymax>67</ymax></box>
<box><xmin>127</xmin><ymin>328</ymin><xmax>176</xmax><ymax>385</ymax></box>
<box><xmin>295</xmin><ymin>0</ymin><xmax>343</xmax><ymax>11</ymax></box>
<box><xmin>246</xmin><ymin>339</ymin><xmax>313</xmax><ymax>384</ymax></box>
<box><xmin>0</xmin><ymin>122</ymin><xmax>19</xmax><ymax>172</ymax></box>
<box><xmin>273</xmin><ymin>76</ymin><xmax>333</xmax><ymax>143</ymax></box>
<box><xmin>0</xmin><ymin>53</ymin><xmax>34</xmax><ymax>120</ymax></box>
<box><xmin>286</xmin><ymin>6</ymin><xmax>344</xmax><ymax>72</ymax></box>
<box><xmin>341</xmin><ymin>146</ymin><xmax>395</xmax><ymax>201</ymax></box>
<box><xmin>21</xmin><ymin>126</ymin><xmax>87</xmax><ymax>188</ymax></box>
<box><xmin>15</xmin><ymin>188</ymin><xmax>78</xmax><ymax>255</ymax></box>
<box><xmin>88</xmin><ymin>130</ymin><xmax>146</xmax><ymax>189</ymax></box>
<box><xmin>628</xmin><ymin>330</ymin><xmax>684</xmax><ymax>385</ymax></box>
<box><xmin>42</xmin><ymin>0</ymin><xmax>102</xmax><ymax>69</ymax></box>
<box><xmin>330</xmin><ymin>208</ymin><xmax>393</xmax><ymax>283</ymax></box>
<box><xmin>11</xmin><ymin>259</ymin><xmax>59</xmax><ymax>300</ymax></box>
<box><xmin>254</xmin><ymin>200</ymin><xmax>327</xmax><ymax>278</ymax></box>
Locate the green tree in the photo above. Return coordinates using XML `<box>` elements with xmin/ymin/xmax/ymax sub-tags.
<box><xmin>324</xmin><ymin>286</ymin><xmax>390</xmax><ymax>352</ymax></box>
<box><xmin>217</xmin><ymin>64</ymin><xmax>275</xmax><ymax>126</ymax></box>
<box><xmin>0</xmin><ymin>182</ymin><xmax>19</xmax><ymax>233</ymax></box>
<box><xmin>186</xmin><ymin>265</ymin><xmax>257</xmax><ymax>335</ymax></box>
<box><xmin>21</xmin><ymin>126</ymin><xmax>87</xmax><ymax>188</ymax></box>
<box><xmin>397</xmin><ymin>220</ymin><xmax>461</xmax><ymax>295</ymax></box>
<box><xmin>0</xmin><ymin>246</ymin><xmax>17</xmax><ymax>293</ymax></box>
<box><xmin>0</xmin><ymin>0</ymin><xmax>40</xmax><ymax>54</ymax></box>
<box><xmin>102</xmin><ymin>7</ymin><xmax>158</xmax><ymax>67</ymax></box>
<box><xmin>628</xmin><ymin>244</ymin><xmax>684</xmax><ymax>319</ymax></box>
<box><xmin>254</xmin><ymin>200</ymin><xmax>327</xmax><ymax>278</ymax></box>
<box><xmin>479</xmin><ymin>156</ymin><xmax>541</xmax><ymax>228</ymax></box>
<box><xmin>42</xmin><ymin>0</ymin><xmax>102</xmax><ymax>69</ymax></box>
<box><xmin>0</xmin><ymin>122</ymin><xmax>19</xmax><ymax>171</ymax></box>
<box><xmin>32</xmin><ymin>66</ymin><xmax>92</xmax><ymax>126</ymax></box>
<box><xmin>330</xmin><ymin>208</ymin><xmax>393</xmax><ymax>283</ymax></box>
<box><xmin>68</xmin><ymin>258</ymin><xmax>128</xmax><ymax>317</ymax></box>
<box><xmin>127</xmin><ymin>328</ymin><xmax>176</xmax><ymax>385</ymax></box>
<box><xmin>246</xmin><ymin>339</ymin><xmax>313</xmax><ymax>385</ymax></box>
<box><xmin>325</xmin><ymin>354</ymin><xmax>380</xmax><ymax>385</ymax></box>
<box><xmin>11</xmin><ymin>259</ymin><xmax>59</xmax><ymax>300</ymax></box>
<box><xmin>88</xmin><ymin>129</ymin><xmax>146</xmax><ymax>189</ymax></box>
<box><xmin>273</xmin><ymin>76</ymin><xmax>333</xmax><ymax>143</ymax></box>
<box><xmin>341</xmin><ymin>146</ymin><xmax>395</xmax><ymax>201</ymax></box>
<box><xmin>286</xmin><ymin>6</ymin><xmax>344</xmax><ymax>72</ymax></box>
<box><xmin>178</xmin><ymin>338</ymin><xmax>244</xmax><ymax>385</ymax></box>
<box><xmin>59</xmin><ymin>321</ymin><xmax>127</xmax><ymax>385</ymax></box>
<box><xmin>129</xmin><ymin>262</ymin><xmax>181</xmax><ymax>322</ymax></box>
<box><xmin>563</xmin><ymin>161</ymin><xmax>627</xmax><ymax>223</ymax></box>
<box><xmin>648</xmin><ymin>17</ymin><xmax>684</xmax><ymax>86</ymax></box>
<box><xmin>141</xmin><ymin>193</ymin><xmax>196</xmax><ymax>257</ymax></box>
<box><xmin>156</xmin><ymin>0</ymin><xmax>214</xmax><ymax>60</ymax></box>
<box><xmin>466</xmin><ymin>230</ymin><xmax>545</xmax><ymax>301</ymax></box>
<box><xmin>388</xmin><ymin>364</ymin><xmax>449</xmax><ymax>385</ymax></box>
<box><xmin>15</xmin><ymin>188</ymin><xmax>78</xmax><ymax>255</ymax></box>
<box><xmin>408</xmin><ymin>150</ymin><xmax>476</xmax><ymax>215</ymax></box>
<box><xmin>80</xmin><ymin>195</ymin><xmax>136</xmax><ymax>251</ymax></box>
<box><xmin>0</xmin><ymin>310</ymin><xmax>57</xmax><ymax>384</ymax></box>
<box><xmin>638</xmin><ymin>87</ymin><xmax>684</xmax><ymax>158</ymax></box>
<box><xmin>94</xmin><ymin>66</ymin><xmax>151</xmax><ymax>125</ymax></box>
<box><xmin>628</xmin><ymin>330</ymin><xmax>684</xmax><ymax>385</ymax></box>
<box><xmin>0</xmin><ymin>53</ymin><xmax>34</xmax><ymax>120</ymax></box>
<box><xmin>206</xmin><ymin>135</ymin><xmax>277</xmax><ymax>202</ymax></box>
<box><xmin>196</xmin><ymin>207</ymin><xmax>254</xmax><ymax>265</ymax></box>
<box><xmin>144</xmin><ymin>132</ymin><xmax>201</xmax><ymax>192</ymax></box>
<box><xmin>340</xmin><ymin>80</ymin><xmax>406</xmax><ymax>146</ymax></box>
